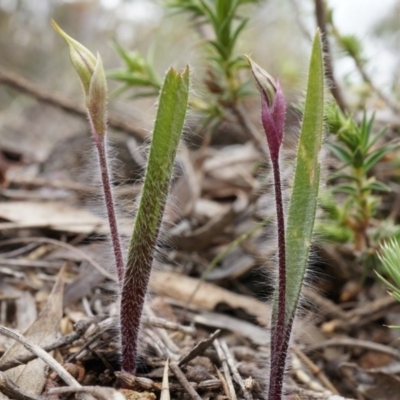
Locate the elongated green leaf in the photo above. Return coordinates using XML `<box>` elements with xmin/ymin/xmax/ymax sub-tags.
<box><xmin>126</xmin><ymin>66</ymin><xmax>190</xmax><ymax>271</ymax></box>
<box><xmin>120</xmin><ymin>67</ymin><xmax>189</xmax><ymax>373</ymax></box>
<box><xmin>284</xmin><ymin>31</ymin><xmax>325</xmax><ymax>326</ymax></box>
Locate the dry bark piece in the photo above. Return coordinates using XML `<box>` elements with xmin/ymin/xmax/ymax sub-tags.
<box><xmin>0</xmin><ymin>267</ymin><xmax>69</xmax><ymax>399</ymax></box>
<box><xmin>150</xmin><ymin>271</ymin><xmax>270</xmax><ymax>320</ymax></box>
<box><xmin>0</xmin><ymin>371</ymin><xmax>47</xmax><ymax>400</ymax></box>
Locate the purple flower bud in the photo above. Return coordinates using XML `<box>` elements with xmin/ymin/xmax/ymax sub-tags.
<box><xmin>246</xmin><ymin>57</ymin><xmax>286</xmax><ymax>162</ymax></box>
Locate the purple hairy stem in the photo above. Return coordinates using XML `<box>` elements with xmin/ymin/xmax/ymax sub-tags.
<box><xmin>120</xmin><ymin>184</ymin><xmax>168</xmax><ymax>374</ymax></box>
<box><xmin>119</xmin><ymin>258</ymin><xmax>151</xmax><ymax>375</ymax></box>
<box><xmin>91</xmin><ymin>128</ymin><xmax>125</xmax><ymax>285</ymax></box>
<box><xmin>247</xmin><ymin>58</ymin><xmax>289</xmax><ymax>399</ymax></box>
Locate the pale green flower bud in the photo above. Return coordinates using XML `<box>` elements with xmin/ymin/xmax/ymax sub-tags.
<box><xmin>52</xmin><ymin>20</ymin><xmax>97</xmax><ymax>105</ymax></box>
<box><xmin>52</xmin><ymin>21</ymin><xmax>108</xmax><ymax>139</ymax></box>
<box><xmin>244</xmin><ymin>55</ymin><xmax>277</xmax><ymax>107</ymax></box>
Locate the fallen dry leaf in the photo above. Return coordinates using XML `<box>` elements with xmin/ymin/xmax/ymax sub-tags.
<box><xmin>150</xmin><ymin>270</ymin><xmax>270</xmax><ymax>320</ymax></box>
<box><xmin>0</xmin><ymin>267</ymin><xmax>65</xmax><ymax>399</ymax></box>
<box><xmin>0</xmin><ymin>201</ymin><xmax>105</xmax><ymax>234</ymax></box>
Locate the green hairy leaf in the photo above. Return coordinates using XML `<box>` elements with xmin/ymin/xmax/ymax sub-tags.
<box><xmin>283</xmin><ymin>30</ymin><xmax>325</xmax><ymax>326</ymax></box>
<box><xmin>127</xmin><ymin>66</ymin><xmax>190</xmax><ymax>265</ymax></box>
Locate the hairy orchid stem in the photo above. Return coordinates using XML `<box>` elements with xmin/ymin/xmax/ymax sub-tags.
<box><xmin>268</xmin><ymin>156</ymin><xmax>287</xmax><ymax>400</ymax></box>
<box><xmin>120</xmin><ymin>67</ymin><xmax>189</xmax><ymax>375</ymax></box>
<box><xmin>92</xmin><ymin>132</ymin><xmax>125</xmax><ymax>285</ymax></box>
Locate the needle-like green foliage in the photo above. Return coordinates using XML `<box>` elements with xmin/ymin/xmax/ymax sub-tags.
<box><xmin>377</xmin><ymin>239</ymin><xmax>400</xmax><ymax>303</ymax></box>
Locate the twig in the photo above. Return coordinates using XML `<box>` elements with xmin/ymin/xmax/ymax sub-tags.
<box><xmin>0</xmin><ymin>325</ymin><xmax>80</xmax><ymax>387</ymax></box>
<box><xmin>145</xmin><ymin>307</ymin><xmax>180</xmax><ymax>354</ymax></box>
<box><xmin>169</xmin><ymin>362</ymin><xmax>202</xmax><ymax>400</ymax></box>
<box><xmin>291</xmin><ymin>346</ymin><xmax>339</xmax><ymax>395</ymax></box>
<box><xmin>323</xmin><ymin>295</ymin><xmax>398</xmax><ymax>332</ymax></box>
<box><xmin>46</xmin><ymin>386</ymin><xmax>125</xmax><ymax>400</ymax></box>
<box><xmin>142</xmin><ymin>315</ymin><xmax>195</xmax><ymax>336</ymax></box>
<box><xmin>220</xmin><ymin>340</ymin><xmax>253</xmax><ymax>400</ymax></box>
<box><xmin>304</xmin><ymin>337</ymin><xmax>400</xmax><ymax>360</ymax></box>
<box><xmin>0</xmin><ymin>243</ymin><xmax>39</xmax><ymax>258</ymax></box>
<box><xmin>0</xmin><ymin>66</ymin><xmax>145</xmax><ymax>140</ymax></box>
<box><xmin>291</xmin><ymin>352</ymin><xmax>331</xmax><ymax>395</ymax></box>
<box><xmin>0</xmin><ymin>237</ymin><xmax>116</xmax><ymax>282</ymax></box>
<box><xmin>0</xmin><ymin>331</ymin><xmax>80</xmax><ymax>371</ymax></box>
<box><xmin>160</xmin><ymin>359</ymin><xmax>171</xmax><ymax>400</ymax></box>
<box><xmin>179</xmin><ymin>330</ymin><xmax>220</xmax><ymax>367</ymax></box>
<box><xmin>314</xmin><ymin>0</ymin><xmax>347</xmax><ymax>111</ymax></box>
<box><xmin>0</xmin><ymin>371</ymin><xmax>47</xmax><ymax>400</ymax></box>
<box><xmin>0</xmin><ymin>258</ymin><xmax>62</xmax><ymax>269</ymax></box>
<box><xmin>214</xmin><ymin>366</ymin><xmax>231</xmax><ymax>399</ymax></box>
<box><xmin>214</xmin><ymin>339</ymin><xmax>237</xmax><ymax>400</ymax></box>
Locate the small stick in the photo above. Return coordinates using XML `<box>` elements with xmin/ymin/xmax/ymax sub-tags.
<box><xmin>214</xmin><ymin>366</ymin><xmax>231</xmax><ymax>399</ymax></box>
<box><xmin>160</xmin><ymin>359</ymin><xmax>171</xmax><ymax>400</ymax></box>
<box><xmin>220</xmin><ymin>340</ymin><xmax>253</xmax><ymax>400</ymax></box>
<box><xmin>145</xmin><ymin>306</ymin><xmax>180</xmax><ymax>354</ymax></box>
<box><xmin>179</xmin><ymin>329</ymin><xmax>220</xmax><ymax>366</ymax></box>
<box><xmin>0</xmin><ymin>237</ymin><xmax>116</xmax><ymax>281</ymax></box>
<box><xmin>143</xmin><ymin>328</ymin><xmax>168</xmax><ymax>358</ymax></box>
<box><xmin>214</xmin><ymin>339</ymin><xmax>237</xmax><ymax>400</ymax></box>
<box><xmin>0</xmin><ymin>258</ymin><xmax>63</xmax><ymax>269</ymax></box>
<box><xmin>0</xmin><ymin>66</ymin><xmax>145</xmax><ymax>141</ymax></box>
<box><xmin>0</xmin><ymin>331</ymin><xmax>80</xmax><ymax>371</ymax></box>
<box><xmin>46</xmin><ymin>386</ymin><xmax>125</xmax><ymax>400</ymax></box>
<box><xmin>142</xmin><ymin>316</ymin><xmax>195</xmax><ymax>336</ymax></box>
<box><xmin>314</xmin><ymin>0</ymin><xmax>347</xmax><ymax>111</ymax></box>
<box><xmin>291</xmin><ymin>346</ymin><xmax>339</xmax><ymax>395</ymax></box>
<box><xmin>169</xmin><ymin>362</ymin><xmax>202</xmax><ymax>400</ymax></box>
<box><xmin>304</xmin><ymin>338</ymin><xmax>400</xmax><ymax>360</ymax></box>
<box><xmin>0</xmin><ymin>325</ymin><xmax>80</xmax><ymax>388</ymax></box>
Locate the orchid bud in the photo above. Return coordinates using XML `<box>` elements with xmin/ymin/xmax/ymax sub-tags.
<box><xmin>88</xmin><ymin>54</ymin><xmax>107</xmax><ymax>139</ymax></box>
<box><xmin>52</xmin><ymin>21</ymin><xmax>97</xmax><ymax>104</ymax></box>
<box><xmin>246</xmin><ymin>56</ymin><xmax>286</xmax><ymax>162</ymax></box>
<box><xmin>52</xmin><ymin>20</ymin><xmax>107</xmax><ymax>140</ymax></box>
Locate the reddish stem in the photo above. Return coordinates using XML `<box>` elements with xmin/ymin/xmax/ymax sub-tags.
<box><xmin>268</xmin><ymin>156</ymin><xmax>288</xmax><ymax>400</ymax></box>
<box><xmin>120</xmin><ymin>188</ymin><xmax>166</xmax><ymax>374</ymax></box>
<box><xmin>119</xmin><ymin>258</ymin><xmax>151</xmax><ymax>375</ymax></box>
<box><xmin>93</xmin><ymin>135</ymin><xmax>125</xmax><ymax>285</ymax></box>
